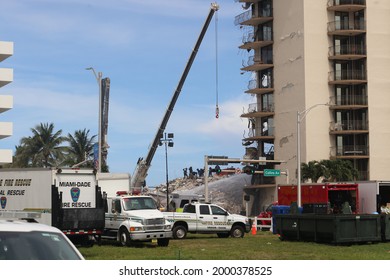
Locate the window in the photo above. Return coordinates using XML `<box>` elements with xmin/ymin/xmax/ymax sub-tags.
<box><xmin>0</xmin><ymin>231</ymin><xmax>82</xmax><ymax>260</ymax></box>
<box><xmin>211</xmin><ymin>205</ymin><xmax>227</xmax><ymax>216</ymax></box>
<box><xmin>199</xmin><ymin>205</ymin><xmax>210</xmax><ymax>215</ymax></box>
<box><xmin>183</xmin><ymin>204</ymin><xmax>196</xmax><ymax>213</ymax></box>
<box><xmin>123</xmin><ymin>197</ymin><xmax>157</xmax><ymax>210</ymax></box>
<box><xmin>179</xmin><ymin>200</ymin><xmax>189</xmax><ymax>208</ymax></box>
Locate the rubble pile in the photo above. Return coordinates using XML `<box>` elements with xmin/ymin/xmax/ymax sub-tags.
<box><xmin>149</xmin><ymin>173</ymin><xmax>251</xmax><ymax>214</ymax></box>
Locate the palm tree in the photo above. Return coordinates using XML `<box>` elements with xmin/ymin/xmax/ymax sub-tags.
<box><xmin>301</xmin><ymin>160</ymin><xmax>325</xmax><ymax>183</ymax></box>
<box><xmin>321</xmin><ymin>159</ymin><xmax>359</xmax><ymax>182</ymax></box>
<box><xmin>14</xmin><ymin>123</ymin><xmax>66</xmax><ymax>167</ymax></box>
<box><xmin>65</xmin><ymin>129</ymin><xmax>96</xmax><ymax>168</ymax></box>
<box><xmin>301</xmin><ymin>159</ymin><xmax>359</xmax><ymax>183</ymax></box>
<box><xmin>11</xmin><ymin>144</ymin><xmax>31</xmax><ymax>167</ymax></box>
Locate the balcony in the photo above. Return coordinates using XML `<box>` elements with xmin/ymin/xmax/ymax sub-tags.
<box><xmin>357</xmin><ymin>170</ymin><xmax>369</xmax><ymax>181</ymax></box>
<box><xmin>0</xmin><ymin>68</ymin><xmax>13</xmax><ymax>88</ymax></box>
<box><xmin>329</xmin><ymin>94</ymin><xmax>367</xmax><ymax>110</ymax></box>
<box><xmin>245</xmin><ymin>78</ymin><xmax>274</xmax><ymax>95</ymax></box>
<box><xmin>243</xmin><ymin>127</ymin><xmax>275</xmax><ymax>142</ymax></box>
<box><xmin>0</xmin><ymin>95</ymin><xmax>13</xmax><ymax>113</ymax></box>
<box><xmin>234</xmin><ymin>9</ymin><xmax>273</xmax><ymax>26</ymax></box>
<box><xmin>329</xmin><ymin>120</ymin><xmax>368</xmax><ymax>134</ymax></box>
<box><xmin>0</xmin><ymin>122</ymin><xmax>12</xmax><ymax>139</ymax></box>
<box><xmin>240</xmin><ymin>102</ymin><xmax>274</xmax><ymax>119</ymax></box>
<box><xmin>327</xmin><ymin>20</ymin><xmax>366</xmax><ymax>36</ymax></box>
<box><xmin>239</xmin><ymin>31</ymin><xmax>273</xmax><ymax>50</ymax></box>
<box><xmin>328</xmin><ymin>44</ymin><xmax>366</xmax><ymax>60</ymax></box>
<box><xmin>241</xmin><ymin>55</ymin><xmax>273</xmax><ymax>72</ymax></box>
<box><xmin>330</xmin><ymin>145</ymin><xmax>369</xmax><ymax>158</ymax></box>
<box><xmin>0</xmin><ymin>41</ymin><xmax>13</xmax><ymax>63</ymax></box>
<box><xmin>0</xmin><ymin>149</ymin><xmax>12</xmax><ymax>164</ymax></box>
<box><xmin>327</xmin><ymin>0</ymin><xmax>366</xmax><ymax>12</ymax></box>
<box><xmin>328</xmin><ymin>69</ymin><xmax>367</xmax><ymax>85</ymax></box>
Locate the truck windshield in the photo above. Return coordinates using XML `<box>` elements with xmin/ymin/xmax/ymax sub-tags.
<box><xmin>123</xmin><ymin>197</ymin><xmax>157</xmax><ymax>210</ymax></box>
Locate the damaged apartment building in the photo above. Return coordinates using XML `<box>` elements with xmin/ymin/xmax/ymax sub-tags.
<box><xmin>235</xmin><ymin>0</ymin><xmax>390</xmax><ymax>215</ymax></box>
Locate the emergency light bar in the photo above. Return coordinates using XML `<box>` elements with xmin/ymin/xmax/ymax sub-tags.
<box><xmin>0</xmin><ymin>211</ymin><xmax>41</xmax><ymax>220</ymax></box>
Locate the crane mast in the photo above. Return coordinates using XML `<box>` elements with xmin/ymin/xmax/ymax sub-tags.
<box><xmin>131</xmin><ymin>3</ymin><xmax>219</xmax><ymax>191</ymax></box>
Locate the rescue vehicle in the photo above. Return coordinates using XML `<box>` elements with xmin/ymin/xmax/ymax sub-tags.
<box><xmin>102</xmin><ymin>192</ymin><xmax>172</xmax><ymax>246</ymax></box>
<box><xmin>0</xmin><ymin>168</ymin><xmax>105</xmax><ymax>246</ymax></box>
<box><xmin>163</xmin><ymin>202</ymin><xmax>250</xmax><ymax>239</ymax></box>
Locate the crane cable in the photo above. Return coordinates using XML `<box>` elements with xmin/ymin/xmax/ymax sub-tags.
<box><xmin>215</xmin><ymin>8</ymin><xmax>219</xmax><ymax>119</ymax></box>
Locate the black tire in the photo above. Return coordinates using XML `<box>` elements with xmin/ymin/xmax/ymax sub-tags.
<box><xmin>217</xmin><ymin>232</ymin><xmax>230</xmax><ymax>238</ymax></box>
<box><xmin>172</xmin><ymin>225</ymin><xmax>187</xmax><ymax>239</ymax></box>
<box><xmin>230</xmin><ymin>225</ymin><xmax>245</xmax><ymax>238</ymax></box>
<box><xmin>157</xmin><ymin>238</ymin><xmax>170</xmax><ymax>247</ymax></box>
<box><xmin>119</xmin><ymin>228</ymin><xmax>131</xmax><ymax>246</ymax></box>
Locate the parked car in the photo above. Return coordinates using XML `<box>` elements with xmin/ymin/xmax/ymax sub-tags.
<box><xmin>0</xmin><ymin>212</ymin><xmax>84</xmax><ymax>260</ymax></box>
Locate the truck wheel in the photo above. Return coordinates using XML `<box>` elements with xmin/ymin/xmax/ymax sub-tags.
<box><xmin>173</xmin><ymin>225</ymin><xmax>187</xmax><ymax>239</ymax></box>
<box><xmin>230</xmin><ymin>225</ymin><xmax>245</xmax><ymax>238</ymax></box>
<box><xmin>157</xmin><ymin>238</ymin><xmax>170</xmax><ymax>247</ymax></box>
<box><xmin>119</xmin><ymin>228</ymin><xmax>131</xmax><ymax>246</ymax></box>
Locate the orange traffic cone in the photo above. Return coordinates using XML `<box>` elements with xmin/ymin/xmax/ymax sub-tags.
<box><xmin>251</xmin><ymin>221</ymin><xmax>257</xmax><ymax>235</ymax></box>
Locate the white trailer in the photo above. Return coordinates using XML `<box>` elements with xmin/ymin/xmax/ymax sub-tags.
<box><xmin>357</xmin><ymin>181</ymin><xmax>390</xmax><ymax>214</ymax></box>
<box><xmin>97</xmin><ymin>172</ymin><xmax>131</xmax><ymax>197</ymax></box>
<box><xmin>0</xmin><ymin>168</ymin><xmax>105</xmax><ymax>245</ymax></box>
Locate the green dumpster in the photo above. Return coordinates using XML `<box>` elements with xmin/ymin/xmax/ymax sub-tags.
<box><xmin>276</xmin><ymin>214</ymin><xmax>381</xmax><ymax>244</ymax></box>
<box><xmin>380</xmin><ymin>214</ymin><xmax>390</xmax><ymax>241</ymax></box>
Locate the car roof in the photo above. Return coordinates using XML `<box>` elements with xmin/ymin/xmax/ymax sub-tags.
<box><xmin>0</xmin><ymin>219</ymin><xmax>63</xmax><ymax>233</ymax></box>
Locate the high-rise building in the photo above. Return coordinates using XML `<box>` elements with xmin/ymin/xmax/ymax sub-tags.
<box><xmin>235</xmin><ymin>0</ymin><xmax>390</xmax><ymax>214</ymax></box>
<box><xmin>0</xmin><ymin>41</ymin><xmax>13</xmax><ymax>164</ymax></box>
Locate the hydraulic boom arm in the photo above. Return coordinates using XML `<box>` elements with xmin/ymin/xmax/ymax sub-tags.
<box><xmin>131</xmin><ymin>3</ymin><xmax>219</xmax><ymax>191</ymax></box>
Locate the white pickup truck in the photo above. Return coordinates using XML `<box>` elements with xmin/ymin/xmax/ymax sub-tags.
<box><xmin>163</xmin><ymin>202</ymin><xmax>250</xmax><ymax>239</ymax></box>
<box><xmin>102</xmin><ymin>194</ymin><xmax>172</xmax><ymax>246</ymax></box>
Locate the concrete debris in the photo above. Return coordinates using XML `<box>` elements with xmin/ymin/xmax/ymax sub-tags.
<box><xmin>148</xmin><ymin>173</ymin><xmax>251</xmax><ymax>214</ymax></box>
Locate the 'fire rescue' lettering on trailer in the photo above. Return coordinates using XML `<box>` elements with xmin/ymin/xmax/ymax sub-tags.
<box><xmin>0</xmin><ymin>179</ymin><xmax>32</xmax><ymax>187</ymax></box>
<box><xmin>62</xmin><ymin>202</ymin><xmax>92</xmax><ymax>208</ymax></box>
<box><xmin>0</xmin><ymin>189</ymin><xmax>26</xmax><ymax>195</ymax></box>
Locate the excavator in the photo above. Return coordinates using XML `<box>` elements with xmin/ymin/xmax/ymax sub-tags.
<box><xmin>130</xmin><ymin>3</ymin><xmax>219</xmax><ymax>191</ymax></box>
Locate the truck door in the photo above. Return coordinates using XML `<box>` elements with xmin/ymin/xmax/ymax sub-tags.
<box><xmin>105</xmin><ymin>198</ymin><xmax>122</xmax><ymax>230</ymax></box>
<box><xmin>210</xmin><ymin>205</ymin><xmax>229</xmax><ymax>232</ymax></box>
<box><xmin>197</xmin><ymin>205</ymin><xmax>214</xmax><ymax>231</ymax></box>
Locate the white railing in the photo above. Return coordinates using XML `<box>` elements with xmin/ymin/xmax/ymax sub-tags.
<box><xmin>252</xmin><ymin>216</ymin><xmax>273</xmax><ymax>231</ymax></box>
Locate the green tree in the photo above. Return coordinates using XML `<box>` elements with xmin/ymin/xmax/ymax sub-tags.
<box><xmin>65</xmin><ymin>129</ymin><xmax>96</xmax><ymax>168</ymax></box>
<box><xmin>14</xmin><ymin>123</ymin><xmax>66</xmax><ymax>167</ymax></box>
<box><xmin>301</xmin><ymin>159</ymin><xmax>359</xmax><ymax>183</ymax></box>
<box><xmin>11</xmin><ymin>144</ymin><xmax>31</xmax><ymax>167</ymax></box>
<box><xmin>321</xmin><ymin>159</ymin><xmax>359</xmax><ymax>182</ymax></box>
<box><xmin>301</xmin><ymin>160</ymin><xmax>325</xmax><ymax>183</ymax></box>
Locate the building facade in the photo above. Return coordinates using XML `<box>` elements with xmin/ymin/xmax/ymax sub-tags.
<box><xmin>235</xmin><ymin>0</ymin><xmax>390</xmax><ymax>215</ymax></box>
<box><xmin>0</xmin><ymin>41</ymin><xmax>13</xmax><ymax>164</ymax></box>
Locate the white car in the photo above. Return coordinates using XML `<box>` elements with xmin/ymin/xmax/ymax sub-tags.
<box><xmin>0</xmin><ymin>212</ymin><xmax>84</xmax><ymax>260</ymax></box>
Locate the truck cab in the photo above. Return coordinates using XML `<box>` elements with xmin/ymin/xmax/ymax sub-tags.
<box><xmin>102</xmin><ymin>194</ymin><xmax>172</xmax><ymax>246</ymax></box>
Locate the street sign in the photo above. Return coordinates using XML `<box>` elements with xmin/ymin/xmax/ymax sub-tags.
<box><xmin>264</xmin><ymin>169</ymin><xmax>281</xmax><ymax>177</ymax></box>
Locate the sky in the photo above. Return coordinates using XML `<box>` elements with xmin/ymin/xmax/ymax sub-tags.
<box><xmin>0</xmin><ymin>0</ymin><xmax>256</xmax><ymax>186</ymax></box>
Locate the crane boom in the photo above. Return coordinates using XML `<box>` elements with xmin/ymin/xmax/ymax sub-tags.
<box><xmin>131</xmin><ymin>3</ymin><xmax>219</xmax><ymax>191</ymax></box>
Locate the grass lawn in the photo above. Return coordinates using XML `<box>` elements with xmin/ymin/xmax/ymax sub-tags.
<box><xmin>79</xmin><ymin>231</ymin><xmax>390</xmax><ymax>260</ymax></box>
